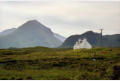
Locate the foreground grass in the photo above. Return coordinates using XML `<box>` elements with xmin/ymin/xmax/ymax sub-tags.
<box><xmin>0</xmin><ymin>47</ymin><xmax>120</xmax><ymax>80</ymax></box>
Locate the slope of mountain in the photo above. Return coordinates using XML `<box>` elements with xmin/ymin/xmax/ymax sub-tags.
<box><xmin>60</xmin><ymin>31</ymin><xmax>120</xmax><ymax>48</ymax></box>
<box><xmin>54</xmin><ymin>33</ymin><xmax>66</xmax><ymax>42</ymax></box>
<box><xmin>0</xmin><ymin>28</ymin><xmax>16</xmax><ymax>36</ymax></box>
<box><xmin>0</xmin><ymin>20</ymin><xmax>62</xmax><ymax>48</ymax></box>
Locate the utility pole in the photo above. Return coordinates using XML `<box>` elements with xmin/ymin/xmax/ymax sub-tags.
<box><xmin>100</xmin><ymin>29</ymin><xmax>103</xmax><ymax>47</ymax></box>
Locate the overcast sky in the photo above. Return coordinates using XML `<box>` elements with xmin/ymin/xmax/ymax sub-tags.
<box><xmin>0</xmin><ymin>1</ymin><xmax>120</xmax><ymax>37</ymax></box>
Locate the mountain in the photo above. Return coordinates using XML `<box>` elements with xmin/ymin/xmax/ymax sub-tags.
<box><xmin>54</xmin><ymin>33</ymin><xmax>66</xmax><ymax>42</ymax></box>
<box><xmin>0</xmin><ymin>28</ymin><xmax>65</xmax><ymax>42</ymax></box>
<box><xmin>60</xmin><ymin>31</ymin><xmax>120</xmax><ymax>48</ymax></box>
<box><xmin>0</xmin><ymin>28</ymin><xmax>16</xmax><ymax>36</ymax></box>
<box><xmin>0</xmin><ymin>20</ymin><xmax>62</xmax><ymax>48</ymax></box>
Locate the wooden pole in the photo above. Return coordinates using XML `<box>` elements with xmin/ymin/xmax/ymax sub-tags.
<box><xmin>100</xmin><ymin>29</ymin><xmax>103</xmax><ymax>47</ymax></box>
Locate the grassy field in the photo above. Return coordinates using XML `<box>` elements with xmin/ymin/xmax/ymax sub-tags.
<box><xmin>0</xmin><ymin>47</ymin><xmax>120</xmax><ymax>80</ymax></box>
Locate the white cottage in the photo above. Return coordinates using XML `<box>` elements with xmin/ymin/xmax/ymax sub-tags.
<box><xmin>73</xmin><ymin>38</ymin><xmax>92</xmax><ymax>49</ymax></box>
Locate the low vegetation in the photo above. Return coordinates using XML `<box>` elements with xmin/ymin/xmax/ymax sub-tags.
<box><xmin>0</xmin><ymin>47</ymin><xmax>120</xmax><ymax>80</ymax></box>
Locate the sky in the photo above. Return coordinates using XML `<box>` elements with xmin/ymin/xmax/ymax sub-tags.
<box><xmin>0</xmin><ymin>0</ymin><xmax>120</xmax><ymax>37</ymax></box>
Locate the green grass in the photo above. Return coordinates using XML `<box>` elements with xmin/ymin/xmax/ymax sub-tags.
<box><xmin>0</xmin><ymin>47</ymin><xmax>120</xmax><ymax>80</ymax></box>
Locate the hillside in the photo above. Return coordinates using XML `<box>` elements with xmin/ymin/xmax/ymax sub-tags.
<box><xmin>0</xmin><ymin>47</ymin><xmax>120</xmax><ymax>80</ymax></box>
<box><xmin>0</xmin><ymin>20</ymin><xmax>62</xmax><ymax>48</ymax></box>
<box><xmin>61</xmin><ymin>31</ymin><xmax>120</xmax><ymax>48</ymax></box>
<box><xmin>54</xmin><ymin>33</ymin><xmax>66</xmax><ymax>42</ymax></box>
<box><xmin>0</xmin><ymin>28</ymin><xmax>16</xmax><ymax>36</ymax></box>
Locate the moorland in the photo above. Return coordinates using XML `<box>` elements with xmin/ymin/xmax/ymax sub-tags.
<box><xmin>0</xmin><ymin>47</ymin><xmax>120</xmax><ymax>80</ymax></box>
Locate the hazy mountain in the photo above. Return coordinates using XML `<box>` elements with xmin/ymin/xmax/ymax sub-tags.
<box><xmin>0</xmin><ymin>28</ymin><xmax>66</xmax><ymax>42</ymax></box>
<box><xmin>54</xmin><ymin>33</ymin><xmax>66</xmax><ymax>42</ymax></box>
<box><xmin>0</xmin><ymin>28</ymin><xmax>16</xmax><ymax>36</ymax></box>
<box><xmin>60</xmin><ymin>31</ymin><xmax>120</xmax><ymax>48</ymax></box>
<box><xmin>0</xmin><ymin>20</ymin><xmax>62</xmax><ymax>48</ymax></box>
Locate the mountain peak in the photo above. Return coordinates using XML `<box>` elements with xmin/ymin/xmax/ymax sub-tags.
<box><xmin>18</xmin><ymin>19</ymin><xmax>47</xmax><ymax>30</ymax></box>
<box><xmin>26</xmin><ymin>20</ymin><xmax>41</xmax><ymax>24</ymax></box>
<box><xmin>85</xmin><ymin>31</ymin><xmax>94</xmax><ymax>34</ymax></box>
<box><xmin>83</xmin><ymin>31</ymin><xmax>99</xmax><ymax>36</ymax></box>
<box><xmin>28</xmin><ymin>19</ymin><xmax>39</xmax><ymax>22</ymax></box>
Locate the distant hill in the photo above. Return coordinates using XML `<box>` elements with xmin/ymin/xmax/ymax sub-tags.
<box><xmin>0</xmin><ymin>20</ymin><xmax>62</xmax><ymax>48</ymax></box>
<box><xmin>60</xmin><ymin>31</ymin><xmax>120</xmax><ymax>48</ymax></box>
<box><xmin>54</xmin><ymin>33</ymin><xmax>66</xmax><ymax>42</ymax></box>
<box><xmin>0</xmin><ymin>28</ymin><xmax>16</xmax><ymax>36</ymax></box>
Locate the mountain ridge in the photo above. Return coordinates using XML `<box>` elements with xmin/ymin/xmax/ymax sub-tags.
<box><xmin>0</xmin><ymin>28</ymin><xmax>16</xmax><ymax>36</ymax></box>
<box><xmin>60</xmin><ymin>31</ymin><xmax>120</xmax><ymax>48</ymax></box>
